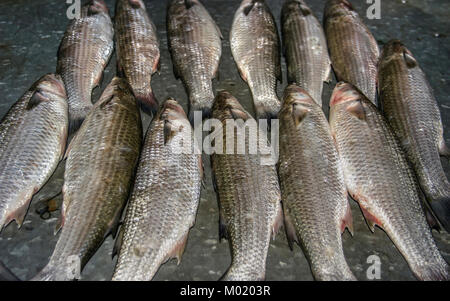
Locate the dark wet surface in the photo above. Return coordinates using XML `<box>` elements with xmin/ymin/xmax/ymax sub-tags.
<box><xmin>0</xmin><ymin>0</ymin><xmax>448</xmax><ymax>281</ymax></box>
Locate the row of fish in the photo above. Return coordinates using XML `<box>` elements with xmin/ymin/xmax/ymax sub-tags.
<box><xmin>0</xmin><ymin>0</ymin><xmax>448</xmax><ymax>281</ymax></box>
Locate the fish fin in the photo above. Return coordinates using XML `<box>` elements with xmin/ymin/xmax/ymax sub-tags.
<box><xmin>292</xmin><ymin>103</ymin><xmax>310</xmax><ymax>127</ymax></box>
<box><xmin>219</xmin><ymin>211</ymin><xmax>229</xmax><ymax>242</ymax></box>
<box><xmin>166</xmin><ymin>231</ymin><xmax>190</xmax><ymax>265</ymax></box>
<box><xmin>136</xmin><ymin>91</ymin><xmax>159</xmax><ymax>116</ymax></box>
<box><xmin>346</xmin><ymin>101</ymin><xmax>366</xmax><ymax>121</ymax></box>
<box><xmin>54</xmin><ymin>212</ymin><xmax>64</xmax><ymax>235</ymax></box>
<box><xmin>26</xmin><ymin>90</ymin><xmax>48</xmax><ymax>110</ymax></box>
<box><xmin>99</xmin><ymin>95</ymin><xmax>115</xmax><ymax>109</ymax></box>
<box><xmin>272</xmin><ymin>204</ymin><xmax>284</xmax><ymax>239</ymax></box>
<box><xmin>4</xmin><ymin>197</ymin><xmax>31</xmax><ymax>229</ymax></box>
<box><xmin>155</xmin><ymin>57</ymin><xmax>161</xmax><ymax>75</ymax></box>
<box><xmin>283</xmin><ymin>208</ymin><xmax>299</xmax><ymax>250</ymax></box>
<box><xmin>163</xmin><ymin>119</ymin><xmax>183</xmax><ymax>145</ymax></box>
<box><xmin>341</xmin><ymin>201</ymin><xmax>354</xmax><ymax>236</ymax></box>
<box><xmin>424</xmin><ymin>202</ymin><xmax>441</xmax><ymax>232</ymax></box>
<box><xmin>64</xmin><ymin>131</ymin><xmax>80</xmax><ymax>160</ymax></box>
<box><xmin>429</xmin><ymin>196</ymin><xmax>450</xmax><ymax>233</ymax></box>
<box><xmin>128</xmin><ymin>0</ymin><xmax>142</xmax><ymax>9</ymax></box>
<box><xmin>0</xmin><ymin>261</ymin><xmax>20</xmax><ymax>281</ymax></box>
<box><xmin>358</xmin><ymin>203</ymin><xmax>382</xmax><ymax>233</ymax></box>
<box><xmin>237</xmin><ymin>65</ymin><xmax>248</xmax><ymax>83</ymax></box>
<box><xmin>185</xmin><ymin>0</ymin><xmax>196</xmax><ymax>9</ymax></box>
<box><xmin>403</xmin><ymin>51</ymin><xmax>418</xmax><ymax>68</ymax></box>
<box><xmin>243</xmin><ymin>0</ymin><xmax>264</xmax><ymax>16</ymax></box>
<box><xmin>438</xmin><ymin>138</ymin><xmax>450</xmax><ymax>158</ymax></box>
<box><xmin>112</xmin><ymin>225</ymin><xmax>125</xmax><ymax>259</ymax></box>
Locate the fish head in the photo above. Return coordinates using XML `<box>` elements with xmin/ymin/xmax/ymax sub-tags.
<box><xmin>380</xmin><ymin>39</ymin><xmax>418</xmax><ymax>68</ymax></box>
<box><xmin>239</xmin><ymin>0</ymin><xmax>266</xmax><ymax>16</ymax></box>
<box><xmin>324</xmin><ymin>0</ymin><xmax>354</xmax><ymax>19</ymax></box>
<box><xmin>36</xmin><ymin>74</ymin><xmax>67</xmax><ymax>102</ymax></box>
<box><xmin>212</xmin><ymin>91</ymin><xmax>250</xmax><ymax>121</ymax></box>
<box><xmin>160</xmin><ymin>98</ymin><xmax>188</xmax><ymax>123</ymax></box>
<box><xmin>283</xmin><ymin>85</ymin><xmax>316</xmax><ymax>106</ymax></box>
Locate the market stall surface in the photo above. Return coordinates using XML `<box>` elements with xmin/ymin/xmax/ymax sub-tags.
<box><xmin>0</xmin><ymin>0</ymin><xmax>448</xmax><ymax>281</ymax></box>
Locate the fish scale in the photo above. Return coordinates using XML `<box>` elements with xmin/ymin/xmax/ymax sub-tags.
<box><xmin>167</xmin><ymin>0</ymin><xmax>222</xmax><ymax>121</ymax></box>
<box><xmin>112</xmin><ymin>98</ymin><xmax>202</xmax><ymax>281</ymax></box>
<box><xmin>329</xmin><ymin>82</ymin><xmax>449</xmax><ymax>281</ymax></box>
<box><xmin>278</xmin><ymin>85</ymin><xmax>355</xmax><ymax>281</ymax></box>
<box><xmin>0</xmin><ymin>74</ymin><xmax>68</xmax><ymax>231</ymax></box>
<box><xmin>32</xmin><ymin>77</ymin><xmax>142</xmax><ymax>281</ymax></box>
<box><xmin>230</xmin><ymin>0</ymin><xmax>281</xmax><ymax>120</ymax></box>
<box><xmin>324</xmin><ymin>0</ymin><xmax>379</xmax><ymax>105</ymax></box>
<box><xmin>115</xmin><ymin>0</ymin><xmax>160</xmax><ymax>114</ymax></box>
<box><xmin>57</xmin><ymin>0</ymin><xmax>114</xmax><ymax>131</ymax></box>
<box><xmin>211</xmin><ymin>91</ymin><xmax>282</xmax><ymax>281</ymax></box>
<box><xmin>378</xmin><ymin>40</ymin><xmax>450</xmax><ymax>232</ymax></box>
<box><xmin>281</xmin><ymin>0</ymin><xmax>331</xmax><ymax>106</ymax></box>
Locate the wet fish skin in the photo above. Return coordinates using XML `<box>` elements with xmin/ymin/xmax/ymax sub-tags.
<box><xmin>278</xmin><ymin>85</ymin><xmax>356</xmax><ymax>281</ymax></box>
<box><xmin>211</xmin><ymin>91</ymin><xmax>283</xmax><ymax>281</ymax></box>
<box><xmin>112</xmin><ymin>99</ymin><xmax>202</xmax><ymax>281</ymax></box>
<box><xmin>281</xmin><ymin>0</ymin><xmax>331</xmax><ymax>106</ymax></box>
<box><xmin>57</xmin><ymin>0</ymin><xmax>114</xmax><ymax>131</ymax></box>
<box><xmin>167</xmin><ymin>0</ymin><xmax>222</xmax><ymax>122</ymax></box>
<box><xmin>329</xmin><ymin>82</ymin><xmax>449</xmax><ymax>281</ymax></box>
<box><xmin>324</xmin><ymin>0</ymin><xmax>379</xmax><ymax>105</ymax></box>
<box><xmin>378</xmin><ymin>40</ymin><xmax>450</xmax><ymax>232</ymax></box>
<box><xmin>33</xmin><ymin>77</ymin><xmax>142</xmax><ymax>281</ymax></box>
<box><xmin>0</xmin><ymin>74</ymin><xmax>68</xmax><ymax>231</ymax></box>
<box><xmin>230</xmin><ymin>0</ymin><xmax>281</xmax><ymax>120</ymax></box>
<box><xmin>115</xmin><ymin>0</ymin><xmax>160</xmax><ymax>115</ymax></box>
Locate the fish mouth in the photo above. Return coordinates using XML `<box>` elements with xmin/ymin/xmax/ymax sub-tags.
<box><xmin>330</xmin><ymin>82</ymin><xmax>361</xmax><ymax>106</ymax></box>
<box><xmin>283</xmin><ymin>85</ymin><xmax>315</xmax><ymax>105</ymax></box>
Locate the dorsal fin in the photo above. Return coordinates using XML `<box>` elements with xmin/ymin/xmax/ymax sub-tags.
<box><xmin>403</xmin><ymin>51</ymin><xmax>418</xmax><ymax>68</ymax></box>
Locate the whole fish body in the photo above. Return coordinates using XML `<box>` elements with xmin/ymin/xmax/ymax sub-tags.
<box><xmin>324</xmin><ymin>0</ymin><xmax>379</xmax><ymax>105</ymax></box>
<box><xmin>112</xmin><ymin>99</ymin><xmax>202</xmax><ymax>281</ymax></box>
<box><xmin>378</xmin><ymin>40</ymin><xmax>450</xmax><ymax>232</ymax></box>
<box><xmin>0</xmin><ymin>74</ymin><xmax>68</xmax><ymax>231</ymax></box>
<box><xmin>33</xmin><ymin>77</ymin><xmax>142</xmax><ymax>281</ymax></box>
<box><xmin>230</xmin><ymin>0</ymin><xmax>281</xmax><ymax>120</ymax></box>
<box><xmin>57</xmin><ymin>0</ymin><xmax>114</xmax><ymax>131</ymax></box>
<box><xmin>115</xmin><ymin>0</ymin><xmax>160</xmax><ymax>114</ymax></box>
<box><xmin>278</xmin><ymin>85</ymin><xmax>355</xmax><ymax>281</ymax></box>
<box><xmin>167</xmin><ymin>0</ymin><xmax>222</xmax><ymax>121</ymax></box>
<box><xmin>211</xmin><ymin>91</ymin><xmax>283</xmax><ymax>281</ymax></box>
<box><xmin>329</xmin><ymin>82</ymin><xmax>449</xmax><ymax>281</ymax></box>
<box><xmin>281</xmin><ymin>0</ymin><xmax>331</xmax><ymax>106</ymax></box>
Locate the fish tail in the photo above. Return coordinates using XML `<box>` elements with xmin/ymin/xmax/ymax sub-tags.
<box><xmin>135</xmin><ymin>90</ymin><xmax>159</xmax><ymax>117</ymax></box>
<box><xmin>429</xmin><ymin>195</ymin><xmax>450</xmax><ymax>233</ymax></box>
<box><xmin>0</xmin><ymin>261</ymin><xmax>20</xmax><ymax>281</ymax></box>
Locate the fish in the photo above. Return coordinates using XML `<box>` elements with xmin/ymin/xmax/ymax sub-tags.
<box><xmin>281</xmin><ymin>0</ymin><xmax>331</xmax><ymax>106</ymax></box>
<box><xmin>112</xmin><ymin>98</ymin><xmax>202</xmax><ymax>281</ymax></box>
<box><xmin>115</xmin><ymin>0</ymin><xmax>160</xmax><ymax>115</ymax></box>
<box><xmin>329</xmin><ymin>82</ymin><xmax>449</xmax><ymax>281</ymax></box>
<box><xmin>0</xmin><ymin>74</ymin><xmax>68</xmax><ymax>231</ymax></box>
<box><xmin>57</xmin><ymin>0</ymin><xmax>114</xmax><ymax>131</ymax></box>
<box><xmin>378</xmin><ymin>40</ymin><xmax>450</xmax><ymax>232</ymax></box>
<box><xmin>278</xmin><ymin>84</ymin><xmax>356</xmax><ymax>281</ymax></box>
<box><xmin>324</xmin><ymin>0</ymin><xmax>379</xmax><ymax>105</ymax></box>
<box><xmin>211</xmin><ymin>91</ymin><xmax>283</xmax><ymax>281</ymax></box>
<box><xmin>167</xmin><ymin>0</ymin><xmax>222</xmax><ymax>122</ymax></box>
<box><xmin>32</xmin><ymin>77</ymin><xmax>142</xmax><ymax>281</ymax></box>
<box><xmin>230</xmin><ymin>0</ymin><xmax>282</xmax><ymax>120</ymax></box>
